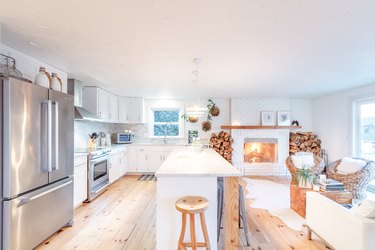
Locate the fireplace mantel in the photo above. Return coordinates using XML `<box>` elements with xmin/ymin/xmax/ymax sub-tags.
<box><xmin>220</xmin><ymin>125</ymin><xmax>302</xmax><ymax>130</ymax></box>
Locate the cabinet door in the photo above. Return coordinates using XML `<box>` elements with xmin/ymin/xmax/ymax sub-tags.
<box><xmin>73</xmin><ymin>163</ymin><xmax>87</xmax><ymax>207</ymax></box>
<box><xmin>118</xmin><ymin>97</ymin><xmax>130</xmax><ymax>123</ymax></box>
<box><xmin>97</xmin><ymin>89</ymin><xmax>110</xmax><ymax>120</ymax></box>
<box><xmin>129</xmin><ymin>98</ymin><xmax>144</xmax><ymax>123</ymax></box>
<box><xmin>109</xmin><ymin>155</ymin><xmax>119</xmax><ymax>183</ymax></box>
<box><xmin>127</xmin><ymin>147</ymin><xmax>137</xmax><ymax>172</ymax></box>
<box><xmin>108</xmin><ymin>94</ymin><xmax>118</xmax><ymax>123</ymax></box>
<box><xmin>136</xmin><ymin>149</ymin><xmax>148</xmax><ymax>172</ymax></box>
<box><xmin>147</xmin><ymin>151</ymin><xmax>163</xmax><ymax>172</ymax></box>
<box><xmin>119</xmin><ymin>150</ymin><xmax>127</xmax><ymax>175</ymax></box>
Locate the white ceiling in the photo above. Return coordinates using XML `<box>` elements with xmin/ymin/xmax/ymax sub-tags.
<box><xmin>1</xmin><ymin>0</ymin><xmax>375</xmax><ymax>98</ymax></box>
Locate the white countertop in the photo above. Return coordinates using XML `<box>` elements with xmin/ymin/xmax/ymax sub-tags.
<box><xmin>156</xmin><ymin>147</ymin><xmax>242</xmax><ymax>177</ymax></box>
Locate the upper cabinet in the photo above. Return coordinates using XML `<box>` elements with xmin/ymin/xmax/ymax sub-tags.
<box><xmin>83</xmin><ymin>86</ymin><xmax>144</xmax><ymax>124</ymax></box>
<box><xmin>108</xmin><ymin>93</ymin><xmax>119</xmax><ymax>123</ymax></box>
<box><xmin>119</xmin><ymin>97</ymin><xmax>145</xmax><ymax>124</ymax></box>
<box><xmin>83</xmin><ymin>87</ymin><xmax>112</xmax><ymax>121</ymax></box>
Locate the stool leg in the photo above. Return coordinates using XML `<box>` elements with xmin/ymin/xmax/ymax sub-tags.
<box><xmin>199</xmin><ymin>212</ymin><xmax>211</xmax><ymax>250</ymax></box>
<box><xmin>190</xmin><ymin>214</ymin><xmax>197</xmax><ymax>250</ymax></box>
<box><xmin>217</xmin><ymin>185</ymin><xmax>223</xmax><ymax>242</ymax></box>
<box><xmin>178</xmin><ymin>213</ymin><xmax>187</xmax><ymax>250</ymax></box>
<box><xmin>239</xmin><ymin>186</ymin><xmax>250</xmax><ymax>246</ymax></box>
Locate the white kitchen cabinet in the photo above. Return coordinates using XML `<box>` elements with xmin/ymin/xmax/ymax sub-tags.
<box><xmin>74</xmin><ymin>155</ymin><xmax>88</xmax><ymax>208</ymax></box>
<box><xmin>108</xmin><ymin>93</ymin><xmax>118</xmax><ymax>123</ymax></box>
<box><xmin>119</xmin><ymin>148</ymin><xmax>127</xmax><ymax>175</ymax></box>
<box><xmin>109</xmin><ymin>154</ymin><xmax>119</xmax><ymax>184</ymax></box>
<box><xmin>109</xmin><ymin>147</ymin><xmax>128</xmax><ymax>183</ymax></box>
<box><xmin>83</xmin><ymin>86</ymin><xmax>111</xmax><ymax>120</ymax></box>
<box><xmin>126</xmin><ymin>145</ymin><xmax>181</xmax><ymax>173</ymax></box>
<box><xmin>118</xmin><ymin>97</ymin><xmax>130</xmax><ymax>123</ymax></box>
<box><xmin>127</xmin><ymin>147</ymin><xmax>138</xmax><ymax>172</ymax></box>
<box><xmin>129</xmin><ymin>97</ymin><xmax>145</xmax><ymax>123</ymax></box>
<box><xmin>118</xmin><ymin>97</ymin><xmax>145</xmax><ymax>123</ymax></box>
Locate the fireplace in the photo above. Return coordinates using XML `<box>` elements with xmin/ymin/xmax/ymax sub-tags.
<box><xmin>244</xmin><ymin>138</ymin><xmax>278</xmax><ymax>163</ymax></box>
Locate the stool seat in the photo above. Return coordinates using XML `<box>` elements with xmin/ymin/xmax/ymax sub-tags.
<box><xmin>175</xmin><ymin>196</ymin><xmax>208</xmax><ymax>214</ymax></box>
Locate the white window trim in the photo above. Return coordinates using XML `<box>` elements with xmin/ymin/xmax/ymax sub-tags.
<box><xmin>351</xmin><ymin>95</ymin><xmax>375</xmax><ymax>157</ymax></box>
<box><xmin>351</xmin><ymin>95</ymin><xmax>375</xmax><ymax>193</ymax></box>
<box><xmin>148</xmin><ymin>107</ymin><xmax>185</xmax><ymax>138</ymax></box>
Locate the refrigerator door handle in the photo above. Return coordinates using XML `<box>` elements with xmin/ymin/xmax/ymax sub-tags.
<box><xmin>52</xmin><ymin>101</ymin><xmax>59</xmax><ymax>171</ymax></box>
<box><xmin>42</xmin><ymin>100</ymin><xmax>53</xmax><ymax>172</ymax></box>
<box><xmin>17</xmin><ymin>179</ymin><xmax>73</xmax><ymax>207</ymax></box>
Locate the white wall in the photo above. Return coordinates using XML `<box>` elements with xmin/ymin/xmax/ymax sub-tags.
<box><xmin>290</xmin><ymin>99</ymin><xmax>313</xmax><ymax>131</ymax></box>
<box><xmin>0</xmin><ymin>44</ymin><xmax>68</xmax><ymax>92</ymax></box>
<box><xmin>312</xmin><ymin>83</ymin><xmax>375</xmax><ymax>162</ymax></box>
<box><xmin>145</xmin><ymin>98</ymin><xmax>231</xmax><ymax>142</ymax></box>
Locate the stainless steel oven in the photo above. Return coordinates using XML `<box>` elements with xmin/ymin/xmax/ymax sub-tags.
<box><xmin>86</xmin><ymin>148</ymin><xmax>110</xmax><ymax>201</ymax></box>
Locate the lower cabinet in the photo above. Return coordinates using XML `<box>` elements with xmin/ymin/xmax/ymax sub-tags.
<box><xmin>109</xmin><ymin>147</ymin><xmax>128</xmax><ymax>184</ymax></box>
<box><xmin>74</xmin><ymin>155</ymin><xmax>88</xmax><ymax>208</ymax></box>
<box><xmin>127</xmin><ymin>146</ymin><xmax>181</xmax><ymax>173</ymax></box>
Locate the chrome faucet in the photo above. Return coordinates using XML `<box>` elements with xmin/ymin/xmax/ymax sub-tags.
<box><xmin>161</xmin><ymin>123</ymin><xmax>171</xmax><ymax>144</ymax></box>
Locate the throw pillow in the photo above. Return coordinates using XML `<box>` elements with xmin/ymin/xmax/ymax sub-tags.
<box><xmin>336</xmin><ymin>157</ymin><xmax>366</xmax><ymax>174</ymax></box>
<box><xmin>352</xmin><ymin>200</ymin><xmax>375</xmax><ymax>219</ymax></box>
<box><xmin>291</xmin><ymin>154</ymin><xmax>315</xmax><ymax>169</ymax></box>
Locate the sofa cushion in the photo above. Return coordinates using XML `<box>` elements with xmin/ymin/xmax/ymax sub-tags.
<box><xmin>337</xmin><ymin>157</ymin><xmax>366</xmax><ymax>174</ymax></box>
<box><xmin>352</xmin><ymin>200</ymin><xmax>375</xmax><ymax>218</ymax></box>
<box><xmin>291</xmin><ymin>154</ymin><xmax>314</xmax><ymax>169</ymax></box>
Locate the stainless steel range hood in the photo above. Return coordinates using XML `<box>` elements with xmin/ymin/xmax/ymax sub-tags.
<box><xmin>67</xmin><ymin>79</ymin><xmax>101</xmax><ymax>121</ymax></box>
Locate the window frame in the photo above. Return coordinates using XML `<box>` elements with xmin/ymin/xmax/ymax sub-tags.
<box><xmin>352</xmin><ymin>96</ymin><xmax>375</xmax><ymax>157</ymax></box>
<box><xmin>351</xmin><ymin>95</ymin><xmax>375</xmax><ymax>194</ymax></box>
<box><xmin>148</xmin><ymin>106</ymin><xmax>185</xmax><ymax>138</ymax></box>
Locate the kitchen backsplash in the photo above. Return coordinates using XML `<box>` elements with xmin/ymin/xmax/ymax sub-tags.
<box><xmin>74</xmin><ymin>120</ymin><xmax>187</xmax><ymax>148</ymax></box>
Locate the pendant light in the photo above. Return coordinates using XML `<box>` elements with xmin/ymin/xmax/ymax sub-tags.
<box><xmin>186</xmin><ymin>58</ymin><xmax>208</xmax><ymax>118</ymax></box>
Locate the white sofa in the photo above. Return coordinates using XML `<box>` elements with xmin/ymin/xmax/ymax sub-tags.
<box><xmin>306</xmin><ymin>192</ymin><xmax>375</xmax><ymax>250</ymax></box>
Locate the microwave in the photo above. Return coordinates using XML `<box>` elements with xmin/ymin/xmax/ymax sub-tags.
<box><xmin>112</xmin><ymin>133</ymin><xmax>134</xmax><ymax>144</ymax></box>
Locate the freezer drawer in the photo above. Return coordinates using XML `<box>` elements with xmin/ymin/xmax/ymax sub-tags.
<box><xmin>2</xmin><ymin>177</ymin><xmax>73</xmax><ymax>250</ymax></box>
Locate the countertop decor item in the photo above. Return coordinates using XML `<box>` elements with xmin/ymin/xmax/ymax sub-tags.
<box><xmin>51</xmin><ymin>73</ymin><xmax>63</xmax><ymax>91</ymax></box>
<box><xmin>35</xmin><ymin>67</ymin><xmax>51</xmax><ymax>88</ymax></box>
<box><xmin>0</xmin><ymin>53</ymin><xmax>23</xmax><ymax>79</ymax></box>
<box><xmin>88</xmin><ymin>132</ymin><xmax>99</xmax><ymax>149</ymax></box>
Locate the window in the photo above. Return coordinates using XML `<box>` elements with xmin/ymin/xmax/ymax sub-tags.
<box><xmin>149</xmin><ymin>108</ymin><xmax>184</xmax><ymax>138</ymax></box>
<box><xmin>353</xmin><ymin>97</ymin><xmax>375</xmax><ymax>193</ymax></box>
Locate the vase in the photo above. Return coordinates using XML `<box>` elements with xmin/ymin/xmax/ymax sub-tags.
<box><xmin>35</xmin><ymin>67</ymin><xmax>51</xmax><ymax>88</ymax></box>
<box><xmin>298</xmin><ymin>179</ymin><xmax>313</xmax><ymax>189</ymax></box>
<box><xmin>51</xmin><ymin>73</ymin><xmax>62</xmax><ymax>92</ymax></box>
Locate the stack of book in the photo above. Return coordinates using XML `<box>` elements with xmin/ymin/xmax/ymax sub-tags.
<box><xmin>319</xmin><ymin>179</ymin><xmax>345</xmax><ymax>192</ymax></box>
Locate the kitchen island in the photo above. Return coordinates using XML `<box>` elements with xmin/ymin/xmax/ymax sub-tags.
<box><xmin>155</xmin><ymin>147</ymin><xmax>242</xmax><ymax>250</ymax></box>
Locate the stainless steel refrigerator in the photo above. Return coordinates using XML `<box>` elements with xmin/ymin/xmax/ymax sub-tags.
<box><xmin>1</xmin><ymin>77</ymin><xmax>74</xmax><ymax>250</ymax></box>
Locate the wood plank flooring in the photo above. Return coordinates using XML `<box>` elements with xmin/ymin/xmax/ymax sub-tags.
<box><xmin>37</xmin><ymin>176</ymin><xmax>329</xmax><ymax>250</ymax></box>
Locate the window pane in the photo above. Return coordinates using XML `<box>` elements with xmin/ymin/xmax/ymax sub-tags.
<box><xmin>154</xmin><ymin>111</ymin><xmax>179</xmax><ymax>122</ymax></box>
<box><xmin>154</xmin><ymin>124</ymin><xmax>179</xmax><ymax>136</ymax></box>
<box><xmin>360</xmin><ymin>103</ymin><xmax>375</xmax><ymax>161</ymax></box>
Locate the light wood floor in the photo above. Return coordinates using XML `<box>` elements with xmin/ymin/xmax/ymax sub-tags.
<box><xmin>37</xmin><ymin>176</ymin><xmax>329</xmax><ymax>250</ymax></box>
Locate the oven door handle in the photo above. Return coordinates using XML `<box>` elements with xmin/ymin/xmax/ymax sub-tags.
<box><xmin>92</xmin><ymin>182</ymin><xmax>109</xmax><ymax>194</ymax></box>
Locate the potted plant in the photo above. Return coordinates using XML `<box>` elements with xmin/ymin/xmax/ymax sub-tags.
<box><xmin>297</xmin><ymin>165</ymin><xmax>315</xmax><ymax>189</ymax></box>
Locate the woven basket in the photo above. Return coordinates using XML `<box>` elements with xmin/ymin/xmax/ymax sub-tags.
<box><xmin>326</xmin><ymin>158</ymin><xmax>375</xmax><ymax>199</ymax></box>
<box><xmin>286</xmin><ymin>155</ymin><xmax>324</xmax><ymax>185</ymax></box>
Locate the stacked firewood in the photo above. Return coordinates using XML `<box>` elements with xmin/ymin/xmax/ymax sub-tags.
<box><xmin>210</xmin><ymin>131</ymin><xmax>233</xmax><ymax>163</ymax></box>
<box><xmin>289</xmin><ymin>132</ymin><xmax>321</xmax><ymax>156</ymax></box>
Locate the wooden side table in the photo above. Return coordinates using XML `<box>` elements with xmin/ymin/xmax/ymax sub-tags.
<box><xmin>290</xmin><ymin>185</ymin><xmax>352</xmax><ymax>218</ymax></box>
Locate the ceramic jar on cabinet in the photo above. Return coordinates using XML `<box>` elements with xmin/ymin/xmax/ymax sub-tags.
<box><xmin>35</xmin><ymin>67</ymin><xmax>51</xmax><ymax>88</ymax></box>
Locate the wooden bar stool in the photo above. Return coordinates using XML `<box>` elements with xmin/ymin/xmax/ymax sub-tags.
<box><xmin>175</xmin><ymin>196</ymin><xmax>210</xmax><ymax>250</ymax></box>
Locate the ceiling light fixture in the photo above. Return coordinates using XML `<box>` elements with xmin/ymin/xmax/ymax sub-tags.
<box><xmin>186</xmin><ymin>58</ymin><xmax>208</xmax><ymax>118</ymax></box>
